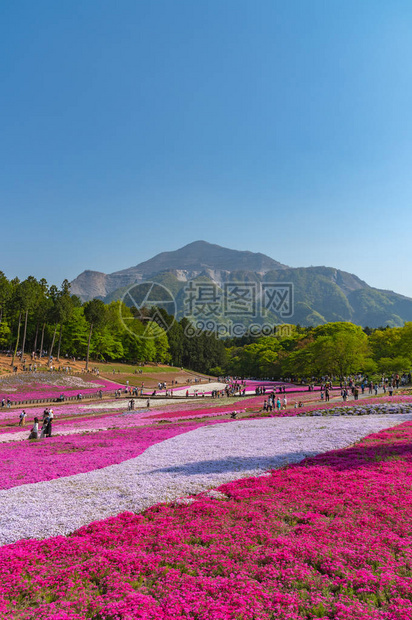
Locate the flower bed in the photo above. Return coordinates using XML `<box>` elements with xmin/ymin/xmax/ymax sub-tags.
<box><xmin>144</xmin><ymin>396</ymin><xmax>260</xmax><ymax>421</ymax></box>
<box><xmin>1</xmin><ymin>420</ymin><xmax>412</xmax><ymax>617</ymax></box>
<box><xmin>299</xmin><ymin>402</ymin><xmax>412</xmax><ymax>417</ymax></box>
<box><xmin>0</xmin><ymin>374</ymin><xmax>124</xmax><ymax>403</ymax></box>
<box><xmin>0</xmin><ymin>413</ymin><xmax>410</xmax><ymax>549</ymax></box>
<box><xmin>2</xmin><ymin>395</ymin><xmax>412</xmax><ymax>443</ymax></box>
<box><xmin>0</xmin><ymin>396</ymin><xmax>263</xmax><ymax>441</ymax></box>
<box><xmin>0</xmin><ymin>391</ymin><xmax>256</xmax><ymax>425</ymax></box>
<box><xmin>0</xmin><ymin>401</ymin><xmax>127</xmax><ymax>426</ymax></box>
<box><xmin>0</xmin><ymin>421</ymin><xmax>216</xmax><ymax>490</ymax></box>
<box><xmin>0</xmin><ymin>409</ymin><xmax>158</xmax><ymax>442</ymax></box>
<box><xmin>266</xmin><ymin>395</ymin><xmax>412</xmax><ymax>418</ymax></box>
<box><xmin>171</xmin><ymin>380</ymin><xmax>336</xmax><ymax>396</ymax></box>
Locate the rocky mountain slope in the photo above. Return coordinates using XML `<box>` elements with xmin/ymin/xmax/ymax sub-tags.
<box><xmin>70</xmin><ymin>241</ymin><xmax>412</xmax><ymax>327</ymax></box>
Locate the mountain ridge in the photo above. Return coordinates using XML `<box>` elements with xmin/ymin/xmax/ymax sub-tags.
<box><xmin>70</xmin><ymin>241</ymin><xmax>412</xmax><ymax>328</ymax></box>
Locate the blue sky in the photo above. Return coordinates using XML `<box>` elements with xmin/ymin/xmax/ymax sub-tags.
<box><xmin>1</xmin><ymin>1</ymin><xmax>412</xmax><ymax>295</ymax></box>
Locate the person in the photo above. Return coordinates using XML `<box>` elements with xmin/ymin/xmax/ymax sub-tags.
<box><xmin>18</xmin><ymin>410</ymin><xmax>26</xmax><ymax>426</ymax></box>
<box><xmin>47</xmin><ymin>409</ymin><xmax>54</xmax><ymax>437</ymax></box>
<box><xmin>146</xmin><ymin>398</ymin><xmax>150</xmax><ymax>408</ymax></box>
<box><xmin>40</xmin><ymin>413</ymin><xmax>50</xmax><ymax>438</ymax></box>
<box><xmin>28</xmin><ymin>417</ymin><xmax>39</xmax><ymax>440</ymax></box>
<box><xmin>44</xmin><ymin>415</ymin><xmax>53</xmax><ymax>437</ymax></box>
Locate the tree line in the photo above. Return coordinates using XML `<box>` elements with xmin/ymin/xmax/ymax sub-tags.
<box><xmin>0</xmin><ymin>273</ymin><xmax>226</xmax><ymax>373</ymax></box>
<box><xmin>215</xmin><ymin>321</ymin><xmax>412</xmax><ymax>379</ymax></box>
<box><xmin>2</xmin><ymin>272</ymin><xmax>410</xmax><ymax>379</ymax></box>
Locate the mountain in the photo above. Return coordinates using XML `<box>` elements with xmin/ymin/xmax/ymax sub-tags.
<box><xmin>70</xmin><ymin>241</ymin><xmax>412</xmax><ymax>328</ymax></box>
<box><xmin>70</xmin><ymin>241</ymin><xmax>287</xmax><ymax>300</ymax></box>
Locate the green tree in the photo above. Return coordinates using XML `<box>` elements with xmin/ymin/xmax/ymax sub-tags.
<box><xmin>0</xmin><ymin>322</ymin><xmax>11</xmax><ymax>347</ymax></box>
<box><xmin>61</xmin><ymin>307</ymin><xmax>89</xmax><ymax>357</ymax></box>
<box><xmin>311</xmin><ymin>323</ymin><xmax>369</xmax><ymax>376</ymax></box>
<box><xmin>84</xmin><ymin>299</ymin><xmax>106</xmax><ymax>370</ymax></box>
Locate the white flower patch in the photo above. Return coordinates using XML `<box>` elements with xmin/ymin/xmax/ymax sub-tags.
<box><xmin>0</xmin><ymin>425</ymin><xmax>114</xmax><ymax>444</ymax></box>
<box><xmin>0</xmin><ymin>372</ymin><xmax>103</xmax><ymax>390</ymax></box>
<box><xmin>0</xmin><ymin>431</ymin><xmax>29</xmax><ymax>443</ymax></box>
<box><xmin>0</xmin><ymin>414</ymin><xmax>411</xmax><ymax>546</ymax></box>
<box><xmin>82</xmin><ymin>398</ymin><xmax>191</xmax><ymax>411</ymax></box>
<box><xmin>204</xmin><ymin>490</ymin><xmax>228</xmax><ymax>500</ymax></box>
<box><xmin>302</xmin><ymin>403</ymin><xmax>412</xmax><ymax>417</ymax></box>
<box><xmin>173</xmin><ymin>497</ymin><xmax>197</xmax><ymax>506</ymax></box>
<box><xmin>172</xmin><ymin>382</ymin><xmax>228</xmax><ymax>395</ymax></box>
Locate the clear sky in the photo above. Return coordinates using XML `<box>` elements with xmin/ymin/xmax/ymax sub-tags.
<box><xmin>1</xmin><ymin>1</ymin><xmax>412</xmax><ymax>295</ymax></box>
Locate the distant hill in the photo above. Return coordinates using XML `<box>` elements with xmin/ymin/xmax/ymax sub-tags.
<box><xmin>70</xmin><ymin>241</ymin><xmax>412</xmax><ymax>328</ymax></box>
<box><xmin>71</xmin><ymin>241</ymin><xmax>287</xmax><ymax>300</ymax></box>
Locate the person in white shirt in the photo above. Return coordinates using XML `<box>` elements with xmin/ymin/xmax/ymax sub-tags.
<box><xmin>29</xmin><ymin>417</ymin><xmax>39</xmax><ymax>440</ymax></box>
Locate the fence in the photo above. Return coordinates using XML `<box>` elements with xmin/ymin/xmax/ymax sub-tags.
<box><xmin>1</xmin><ymin>391</ymin><xmax>216</xmax><ymax>407</ymax></box>
<box><xmin>2</xmin><ymin>392</ymin><xmax>105</xmax><ymax>407</ymax></box>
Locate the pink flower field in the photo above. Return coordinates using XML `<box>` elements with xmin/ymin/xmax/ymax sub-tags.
<box><xmin>0</xmin><ymin>376</ymin><xmax>124</xmax><ymax>403</ymax></box>
<box><xmin>1</xmin><ymin>421</ymin><xmax>412</xmax><ymax>618</ymax></box>
<box><xmin>0</xmin><ymin>395</ymin><xmax>259</xmax><ymax>432</ymax></box>
<box><xmin>267</xmin><ymin>394</ymin><xmax>412</xmax><ymax>417</ymax></box>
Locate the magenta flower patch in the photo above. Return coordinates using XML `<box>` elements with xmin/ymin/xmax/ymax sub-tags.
<box><xmin>0</xmin><ymin>421</ymin><xmax>412</xmax><ymax>618</ymax></box>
